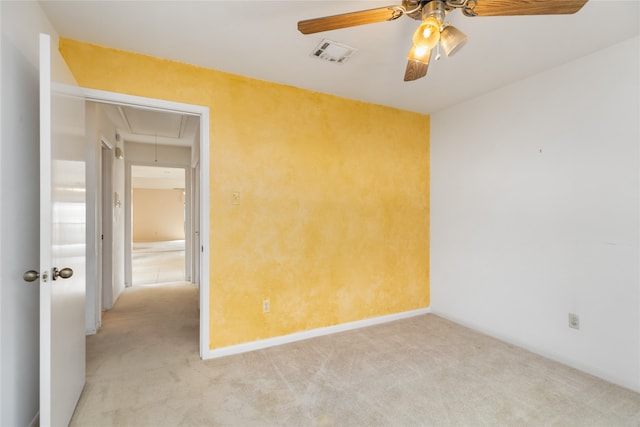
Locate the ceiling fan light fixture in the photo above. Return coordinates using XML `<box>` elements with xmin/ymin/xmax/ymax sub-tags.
<box><xmin>412</xmin><ymin>17</ymin><xmax>441</xmax><ymax>51</ymax></box>
<box><xmin>440</xmin><ymin>25</ymin><xmax>468</xmax><ymax>57</ymax></box>
<box><xmin>407</xmin><ymin>44</ymin><xmax>431</xmax><ymax>64</ymax></box>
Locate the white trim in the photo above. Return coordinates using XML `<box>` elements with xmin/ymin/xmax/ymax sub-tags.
<box><xmin>80</xmin><ymin>87</ymin><xmax>211</xmax><ymax>360</ymax></box>
<box><xmin>83</xmin><ymin>88</ymin><xmax>208</xmax><ymax>116</ymax></box>
<box><xmin>184</xmin><ymin>166</ymin><xmax>193</xmax><ymax>282</ymax></box>
<box><xmin>204</xmin><ymin>307</ymin><xmax>431</xmax><ymax>360</ymax></box>
<box><xmin>124</xmin><ymin>160</ymin><xmax>131</xmax><ymax>287</ymax></box>
<box><xmin>198</xmin><ymin>112</ymin><xmax>210</xmax><ymax>360</ymax></box>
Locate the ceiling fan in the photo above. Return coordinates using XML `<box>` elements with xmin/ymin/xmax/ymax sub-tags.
<box><xmin>298</xmin><ymin>0</ymin><xmax>588</xmax><ymax>81</ymax></box>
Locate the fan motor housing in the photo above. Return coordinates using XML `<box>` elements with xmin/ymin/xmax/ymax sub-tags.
<box><xmin>402</xmin><ymin>0</ymin><xmax>425</xmax><ymax>20</ymax></box>
<box><xmin>403</xmin><ymin>0</ymin><xmax>451</xmax><ymax>20</ymax></box>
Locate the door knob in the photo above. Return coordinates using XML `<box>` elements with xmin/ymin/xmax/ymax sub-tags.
<box><xmin>52</xmin><ymin>267</ymin><xmax>73</xmax><ymax>280</ymax></box>
<box><xmin>23</xmin><ymin>270</ymin><xmax>40</xmax><ymax>282</ymax></box>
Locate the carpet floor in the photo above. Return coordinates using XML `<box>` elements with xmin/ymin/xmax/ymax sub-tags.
<box><xmin>132</xmin><ymin>240</ymin><xmax>185</xmax><ymax>285</ymax></box>
<box><xmin>70</xmin><ymin>284</ymin><xmax>640</xmax><ymax>426</ymax></box>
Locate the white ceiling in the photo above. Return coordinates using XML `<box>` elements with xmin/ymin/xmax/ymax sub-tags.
<box><xmin>101</xmin><ymin>104</ymin><xmax>198</xmax><ymax>147</ymax></box>
<box><xmin>40</xmin><ymin>1</ymin><xmax>639</xmax><ymax>115</ymax></box>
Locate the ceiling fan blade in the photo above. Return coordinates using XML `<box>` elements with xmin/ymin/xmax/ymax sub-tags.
<box><xmin>472</xmin><ymin>0</ymin><xmax>588</xmax><ymax>16</ymax></box>
<box><xmin>298</xmin><ymin>6</ymin><xmax>404</xmax><ymax>35</ymax></box>
<box><xmin>404</xmin><ymin>60</ymin><xmax>429</xmax><ymax>82</ymax></box>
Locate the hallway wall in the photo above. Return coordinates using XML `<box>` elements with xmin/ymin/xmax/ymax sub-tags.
<box><xmin>86</xmin><ymin>102</ymin><xmax>126</xmax><ymax>314</ymax></box>
<box><xmin>133</xmin><ymin>188</ymin><xmax>185</xmax><ymax>242</ymax></box>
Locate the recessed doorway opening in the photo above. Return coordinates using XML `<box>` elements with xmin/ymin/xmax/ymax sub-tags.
<box><xmin>131</xmin><ymin>165</ymin><xmax>186</xmax><ymax>286</ymax></box>
<box><xmin>83</xmin><ymin>88</ymin><xmax>210</xmax><ymax>359</ymax></box>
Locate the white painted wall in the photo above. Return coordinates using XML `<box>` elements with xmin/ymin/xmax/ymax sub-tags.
<box><xmin>85</xmin><ymin>102</ymin><xmax>123</xmax><ymax>329</ymax></box>
<box><xmin>112</xmin><ymin>130</ymin><xmax>126</xmax><ymax>303</ymax></box>
<box><xmin>431</xmin><ymin>36</ymin><xmax>640</xmax><ymax>392</ymax></box>
<box><xmin>93</xmin><ymin>104</ymin><xmax>126</xmax><ymax>310</ymax></box>
<box><xmin>85</xmin><ymin>103</ymin><xmax>99</xmax><ymax>332</ymax></box>
<box><xmin>0</xmin><ymin>2</ymin><xmax>71</xmax><ymax>425</ymax></box>
<box><xmin>125</xmin><ymin>141</ymin><xmax>191</xmax><ymax>165</ymax></box>
<box><xmin>0</xmin><ymin>17</ymin><xmax>40</xmax><ymax>427</ymax></box>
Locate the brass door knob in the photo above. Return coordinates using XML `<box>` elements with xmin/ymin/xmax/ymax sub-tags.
<box><xmin>23</xmin><ymin>270</ymin><xmax>40</xmax><ymax>282</ymax></box>
<box><xmin>52</xmin><ymin>267</ymin><xmax>73</xmax><ymax>280</ymax></box>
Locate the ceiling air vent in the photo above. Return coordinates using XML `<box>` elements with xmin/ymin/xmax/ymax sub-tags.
<box><xmin>310</xmin><ymin>39</ymin><xmax>357</xmax><ymax>64</ymax></box>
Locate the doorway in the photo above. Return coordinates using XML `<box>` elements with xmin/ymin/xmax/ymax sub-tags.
<box><xmin>131</xmin><ymin>165</ymin><xmax>186</xmax><ymax>286</ymax></box>
<box><xmin>83</xmin><ymin>89</ymin><xmax>210</xmax><ymax>358</ymax></box>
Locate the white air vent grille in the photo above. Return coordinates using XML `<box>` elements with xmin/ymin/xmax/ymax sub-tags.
<box><xmin>311</xmin><ymin>39</ymin><xmax>357</xmax><ymax>64</ymax></box>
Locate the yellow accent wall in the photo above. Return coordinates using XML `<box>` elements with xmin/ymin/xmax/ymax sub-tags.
<box><xmin>59</xmin><ymin>38</ymin><xmax>430</xmax><ymax>349</ymax></box>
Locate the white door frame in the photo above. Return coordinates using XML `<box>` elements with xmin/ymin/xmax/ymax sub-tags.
<box><xmin>100</xmin><ymin>138</ymin><xmax>114</xmax><ymax>312</ymax></box>
<box><xmin>192</xmin><ymin>163</ymin><xmax>201</xmax><ymax>285</ymax></box>
<box><xmin>83</xmin><ymin>88</ymin><xmax>210</xmax><ymax>359</ymax></box>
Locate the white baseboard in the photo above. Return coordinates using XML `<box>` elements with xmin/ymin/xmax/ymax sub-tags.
<box><xmin>203</xmin><ymin>307</ymin><xmax>431</xmax><ymax>360</ymax></box>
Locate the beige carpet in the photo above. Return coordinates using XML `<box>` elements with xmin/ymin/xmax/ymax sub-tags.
<box><xmin>70</xmin><ymin>284</ymin><xmax>640</xmax><ymax>426</ymax></box>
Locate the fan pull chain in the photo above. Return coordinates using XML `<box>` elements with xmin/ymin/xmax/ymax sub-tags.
<box><xmin>435</xmin><ymin>43</ymin><xmax>442</xmax><ymax>61</ymax></box>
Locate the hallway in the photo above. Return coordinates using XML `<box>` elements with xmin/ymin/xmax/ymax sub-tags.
<box><xmin>71</xmin><ymin>283</ymin><xmax>199</xmax><ymax>426</ymax></box>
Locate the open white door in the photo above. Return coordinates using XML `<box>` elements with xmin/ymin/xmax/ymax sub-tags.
<box><xmin>39</xmin><ymin>33</ymin><xmax>86</xmax><ymax>427</ymax></box>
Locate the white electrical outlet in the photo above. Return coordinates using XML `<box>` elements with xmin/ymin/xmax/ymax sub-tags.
<box><xmin>568</xmin><ymin>313</ymin><xmax>580</xmax><ymax>330</ymax></box>
<box><xmin>262</xmin><ymin>298</ymin><xmax>270</xmax><ymax>313</ymax></box>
